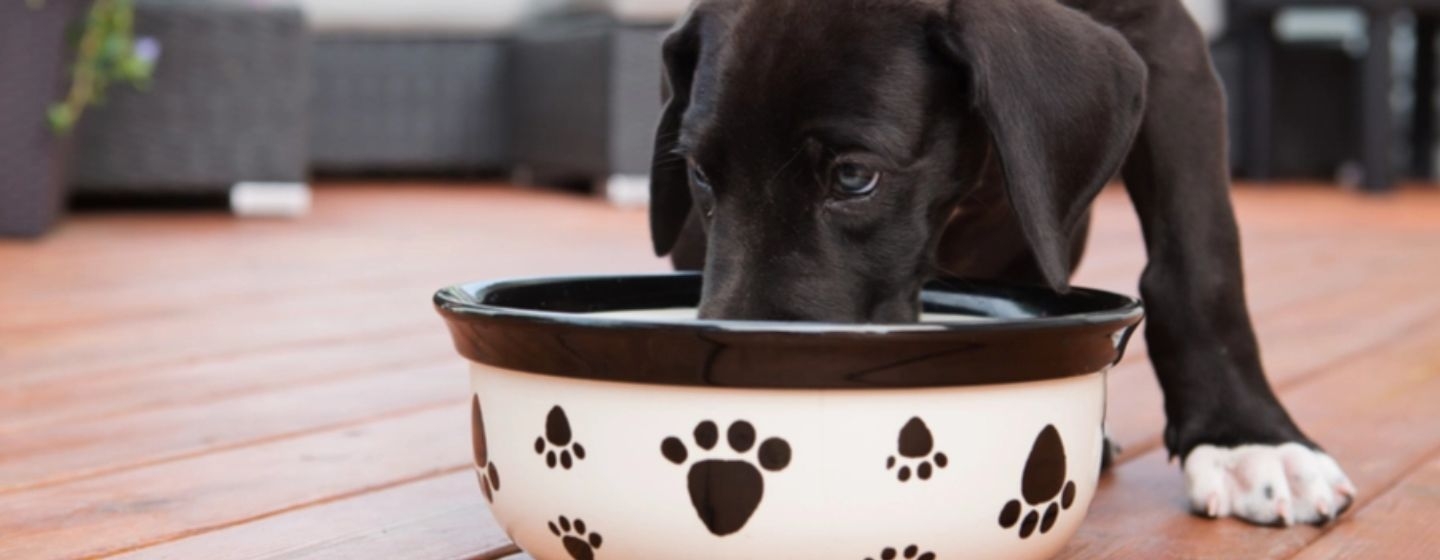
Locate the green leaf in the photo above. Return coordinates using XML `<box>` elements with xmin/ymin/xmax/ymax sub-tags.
<box><xmin>47</xmin><ymin>105</ymin><xmax>75</xmax><ymax>134</ymax></box>
<box><xmin>48</xmin><ymin>0</ymin><xmax>154</xmax><ymax>128</ymax></box>
<box><xmin>102</xmin><ymin>36</ymin><xmax>125</xmax><ymax>60</ymax></box>
<box><xmin>116</xmin><ymin>56</ymin><xmax>151</xmax><ymax>83</ymax></box>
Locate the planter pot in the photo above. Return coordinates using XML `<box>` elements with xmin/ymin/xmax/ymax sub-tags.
<box><xmin>0</xmin><ymin>0</ymin><xmax>89</xmax><ymax>238</ymax></box>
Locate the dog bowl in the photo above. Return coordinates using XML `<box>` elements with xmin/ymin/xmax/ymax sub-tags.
<box><xmin>435</xmin><ymin>273</ymin><xmax>1142</xmax><ymax>560</ymax></box>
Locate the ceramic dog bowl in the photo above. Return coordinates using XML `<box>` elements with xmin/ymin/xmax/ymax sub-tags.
<box><xmin>435</xmin><ymin>273</ymin><xmax>1142</xmax><ymax>560</ymax></box>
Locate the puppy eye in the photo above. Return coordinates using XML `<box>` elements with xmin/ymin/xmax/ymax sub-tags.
<box><xmin>832</xmin><ymin>163</ymin><xmax>880</xmax><ymax>197</ymax></box>
<box><xmin>688</xmin><ymin>164</ymin><xmax>713</xmax><ymax>193</ymax></box>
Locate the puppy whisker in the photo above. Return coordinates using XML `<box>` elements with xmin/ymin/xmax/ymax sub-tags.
<box><xmin>761</xmin><ymin>145</ymin><xmax>806</xmax><ymax>192</ymax></box>
<box><xmin>652</xmin><ymin>153</ymin><xmax>689</xmax><ymax>169</ymax></box>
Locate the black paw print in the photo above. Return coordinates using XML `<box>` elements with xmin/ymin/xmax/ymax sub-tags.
<box><xmin>887</xmin><ymin>417</ymin><xmax>948</xmax><ymax>482</ymax></box>
<box><xmin>998</xmin><ymin>424</ymin><xmax>1077</xmax><ymax>538</ymax></box>
<box><xmin>470</xmin><ymin>395</ymin><xmax>500</xmax><ymax>502</ymax></box>
<box><xmin>866</xmin><ymin>545</ymin><xmax>936</xmax><ymax>560</ymax></box>
<box><xmin>661</xmin><ymin>420</ymin><xmax>792</xmax><ymax>536</ymax></box>
<box><xmin>547</xmin><ymin>515</ymin><xmax>602</xmax><ymax>560</ymax></box>
<box><xmin>535</xmin><ymin>405</ymin><xmax>586</xmax><ymax>469</ymax></box>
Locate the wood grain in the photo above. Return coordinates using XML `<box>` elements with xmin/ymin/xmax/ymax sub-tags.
<box><xmin>0</xmin><ymin>407</ymin><xmax>470</xmax><ymax>559</ymax></box>
<box><xmin>0</xmin><ymin>362</ymin><xmax>466</xmax><ymax>491</ymax></box>
<box><xmin>1102</xmin><ymin>266</ymin><xmax>1440</xmax><ymax>461</ymax></box>
<box><xmin>1058</xmin><ymin>312</ymin><xmax>1440</xmax><ymax>558</ymax></box>
<box><xmin>1292</xmin><ymin>450</ymin><xmax>1440</xmax><ymax>560</ymax></box>
<box><xmin>109</xmin><ymin>472</ymin><xmax>510</xmax><ymax>560</ymax></box>
<box><xmin>0</xmin><ymin>330</ymin><xmax>449</xmax><ymax>433</ymax></box>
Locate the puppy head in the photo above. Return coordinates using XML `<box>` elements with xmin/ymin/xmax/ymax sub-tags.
<box><xmin>651</xmin><ymin>0</ymin><xmax>1146</xmax><ymax>322</ymax></box>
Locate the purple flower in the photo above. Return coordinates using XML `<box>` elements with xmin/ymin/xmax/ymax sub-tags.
<box><xmin>132</xmin><ymin>36</ymin><xmax>161</xmax><ymax>66</ymax></box>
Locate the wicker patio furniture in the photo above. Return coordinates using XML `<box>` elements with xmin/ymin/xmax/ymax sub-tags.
<box><xmin>67</xmin><ymin>0</ymin><xmax>309</xmax><ymax>200</ymax></box>
<box><xmin>299</xmin><ymin>0</ymin><xmax>528</xmax><ymax>174</ymax></box>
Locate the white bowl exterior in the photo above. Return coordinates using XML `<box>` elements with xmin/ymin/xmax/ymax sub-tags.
<box><xmin>470</xmin><ymin>363</ymin><xmax>1107</xmax><ymax>560</ymax></box>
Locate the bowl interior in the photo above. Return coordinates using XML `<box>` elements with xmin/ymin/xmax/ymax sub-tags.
<box><xmin>440</xmin><ymin>272</ymin><xmax>1142</xmax><ymax>331</ymax></box>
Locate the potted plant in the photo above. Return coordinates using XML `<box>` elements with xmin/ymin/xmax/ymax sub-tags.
<box><xmin>0</xmin><ymin>0</ymin><xmax>156</xmax><ymax>237</ymax></box>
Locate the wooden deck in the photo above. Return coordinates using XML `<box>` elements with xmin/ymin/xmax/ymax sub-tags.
<box><xmin>1</xmin><ymin>182</ymin><xmax>1438</xmax><ymax>559</ymax></box>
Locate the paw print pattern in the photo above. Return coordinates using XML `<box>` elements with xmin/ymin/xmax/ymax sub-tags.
<box><xmin>998</xmin><ymin>425</ymin><xmax>1077</xmax><ymax>538</ymax></box>
<box><xmin>887</xmin><ymin>417</ymin><xmax>948</xmax><ymax>482</ymax></box>
<box><xmin>547</xmin><ymin>516</ymin><xmax>602</xmax><ymax>560</ymax></box>
<box><xmin>865</xmin><ymin>545</ymin><xmax>936</xmax><ymax>560</ymax></box>
<box><xmin>470</xmin><ymin>395</ymin><xmax>500</xmax><ymax>502</ymax></box>
<box><xmin>661</xmin><ymin>420</ymin><xmax>792</xmax><ymax>536</ymax></box>
<box><xmin>535</xmin><ymin>405</ymin><xmax>586</xmax><ymax>469</ymax></box>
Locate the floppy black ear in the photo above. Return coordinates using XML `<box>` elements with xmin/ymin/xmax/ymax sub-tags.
<box><xmin>649</xmin><ymin>12</ymin><xmax>704</xmax><ymax>257</ymax></box>
<box><xmin>932</xmin><ymin>0</ymin><xmax>1147</xmax><ymax>290</ymax></box>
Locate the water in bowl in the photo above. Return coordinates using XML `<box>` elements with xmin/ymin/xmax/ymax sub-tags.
<box><xmin>586</xmin><ymin>308</ymin><xmax>992</xmax><ymax>323</ymax></box>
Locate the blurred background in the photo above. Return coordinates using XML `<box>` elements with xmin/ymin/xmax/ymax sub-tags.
<box><xmin>2</xmin><ymin>0</ymin><xmax>1439</xmax><ymax>235</ymax></box>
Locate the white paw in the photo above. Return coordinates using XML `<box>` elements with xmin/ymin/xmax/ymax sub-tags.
<box><xmin>1183</xmin><ymin>443</ymin><xmax>1356</xmax><ymax>526</ymax></box>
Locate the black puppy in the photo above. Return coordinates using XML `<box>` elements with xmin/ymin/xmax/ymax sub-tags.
<box><xmin>647</xmin><ymin>0</ymin><xmax>1355</xmax><ymax>526</ymax></box>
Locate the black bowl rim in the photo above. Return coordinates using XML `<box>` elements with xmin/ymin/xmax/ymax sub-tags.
<box><xmin>434</xmin><ymin>273</ymin><xmax>1145</xmax><ymax>389</ymax></box>
<box><xmin>435</xmin><ymin>272</ymin><xmax>1143</xmax><ymax>334</ymax></box>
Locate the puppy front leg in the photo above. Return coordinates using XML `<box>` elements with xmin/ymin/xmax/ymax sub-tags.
<box><xmin>1114</xmin><ymin>5</ymin><xmax>1355</xmax><ymax>526</ymax></box>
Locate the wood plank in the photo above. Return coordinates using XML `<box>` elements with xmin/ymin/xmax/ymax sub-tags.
<box><xmin>0</xmin><ymin>186</ymin><xmax>653</xmax><ymax>303</ymax></box>
<box><xmin>108</xmin><ymin>472</ymin><xmax>512</xmax><ymax>560</ymax></box>
<box><xmin>1073</xmin><ymin>191</ymin><xmax>1432</xmax><ymax>368</ymax></box>
<box><xmin>1292</xmin><ymin>449</ymin><xmax>1440</xmax><ymax>560</ymax></box>
<box><xmin>0</xmin><ymin>189</ymin><xmax>664</xmax><ymax>387</ymax></box>
<box><xmin>0</xmin><ymin>361</ymin><xmax>465</xmax><ymax>491</ymax></box>
<box><xmin>1057</xmin><ymin>311</ymin><xmax>1440</xmax><ymax>558</ymax></box>
<box><xmin>0</xmin><ymin>226</ymin><xmax>653</xmax><ymax>335</ymax></box>
<box><xmin>1</xmin><ymin>294</ymin><xmax>438</xmax><ymax>387</ymax></box>
<box><xmin>0</xmin><ymin>330</ymin><xmax>446</xmax><ymax>433</ymax></box>
<box><xmin>0</xmin><ymin>408</ymin><xmax>470</xmax><ymax>559</ymax></box>
<box><xmin>1102</xmin><ymin>268</ymin><xmax>1440</xmax><ymax>460</ymax></box>
<box><xmin>1092</xmin><ymin>236</ymin><xmax>1429</xmax><ymax>372</ymax></box>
